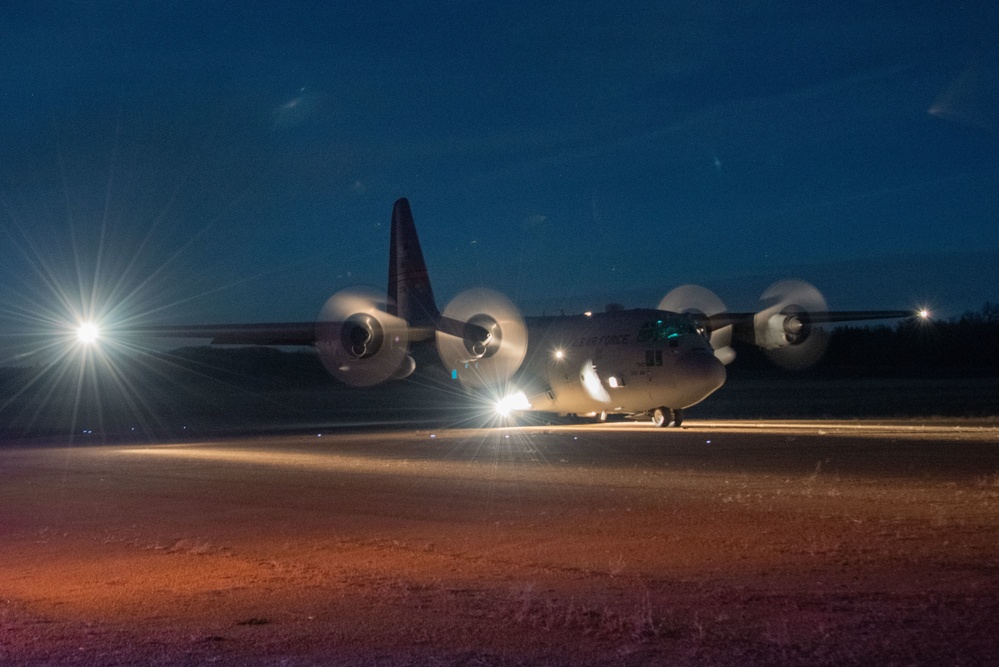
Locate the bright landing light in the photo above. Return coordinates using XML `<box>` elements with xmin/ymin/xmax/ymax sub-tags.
<box><xmin>495</xmin><ymin>391</ymin><xmax>532</xmax><ymax>418</ymax></box>
<box><xmin>77</xmin><ymin>322</ymin><xmax>100</xmax><ymax>344</ymax></box>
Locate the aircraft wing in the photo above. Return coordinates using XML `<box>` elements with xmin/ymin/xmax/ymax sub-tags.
<box><xmin>121</xmin><ymin>319</ymin><xmax>490</xmax><ymax>347</ymax></box>
<box><xmin>706</xmin><ymin>309</ymin><xmax>915</xmax><ymax>330</ymax></box>
<box><xmin>123</xmin><ymin>323</ymin><xmax>318</xmax><ymax>346</ymax></box>
<box><xmin>122</xmin><ymin>309</ymin><xmax>914</xmax><ymax>347</ymax></box>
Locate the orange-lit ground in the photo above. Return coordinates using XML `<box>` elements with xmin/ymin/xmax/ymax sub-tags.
<box><xmin>3</xmin><ymin>420</ymin><xmax>999</xmax><ymax>665</ymax></box>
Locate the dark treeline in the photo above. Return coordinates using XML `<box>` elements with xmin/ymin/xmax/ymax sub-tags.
<box><xmin>0</xmin><ymin>344</ymin><xmax>469</xmax><ymax>439</ymax></box>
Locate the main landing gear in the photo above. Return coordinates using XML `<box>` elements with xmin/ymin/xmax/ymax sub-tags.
<box><xmin>652</xmin><ymin>407</ymin><xmax>683</xmax><ymax>428</ymax></box>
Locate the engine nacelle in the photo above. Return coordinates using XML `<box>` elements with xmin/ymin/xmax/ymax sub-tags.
<box><xmin>390</xmin><ymin>354</ymin><xmax>417</xmax><ymax>380</ymax></box>
<box><xmin>315</xmin><ymin>287</ymin><xmax>409</xmax><ymax>387</ymax></box>
<box><xmin>753</xmin><ymin>280</ymin><xmax>829</xmax><ymax>370</ymax></box>
<box><xmin>756</xmin><ymin>309</ymin><xmax>812</xmax><ymax>350</ymax></box>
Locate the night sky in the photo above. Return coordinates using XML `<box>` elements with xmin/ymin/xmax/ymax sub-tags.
<box><xmin>1</xmin><ymin>2</ymin><xmax>997</xmax><ymax>361</ymax></box>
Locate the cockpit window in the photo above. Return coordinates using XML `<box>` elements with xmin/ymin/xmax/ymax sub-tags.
<box><xmin>637</xmin><ymin>317</ymin><xmax>699</xmax><ymax>343</ymax></box>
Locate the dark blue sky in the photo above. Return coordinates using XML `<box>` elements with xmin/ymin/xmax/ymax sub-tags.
<box><xmin>1</xmin><ymin>1</ymin><xmax>997</xmax><ymax>353</ymax></box>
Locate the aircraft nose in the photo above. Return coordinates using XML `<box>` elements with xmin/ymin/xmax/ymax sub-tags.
<box><xmin>676</xmin><ymin>348</ymin><xmax>726</xmax><ymax>403</ymax></box>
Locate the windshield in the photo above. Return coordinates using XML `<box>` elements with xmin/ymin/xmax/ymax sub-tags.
<box><xmin>637</xmin><ymin>316</ymin><xmax>700</xmax><ymax>343</ymax></box>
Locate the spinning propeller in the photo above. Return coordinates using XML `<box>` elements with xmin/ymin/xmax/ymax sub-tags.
<box><xmin>315</xmin><ymin>287</ymin><xmax>411</xmax><ymax>387</ymax></box>
<box><xmin>436</xmin><ymin>288</ymin><xmax>528</xmax><ymax>388</ymax></box>
<box><xmin>659</xmin><ymin>284</ymin><xmax>736</xmax><ymax>365</ymax></box>
<box><xmin>754</xmin><ymin>279</ymin><xmax>829</xmax><ymax>370</ymax></box>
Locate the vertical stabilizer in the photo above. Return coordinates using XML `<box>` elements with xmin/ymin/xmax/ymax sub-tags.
<box><xmin>388</xmin><ymin>198</ymin><xmax>440</xmax><ymax>329</ymax></box>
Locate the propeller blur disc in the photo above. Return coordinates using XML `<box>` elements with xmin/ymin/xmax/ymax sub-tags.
<box><xmin>436</xmin><ymin>288</ymin><xmax>527</xmax><ymax>388</ymax></box>
<box><xmin>659</xmin><ymin>284</ymin><xmax>735</xmax><ymax>365</ymax></box>
<box><xmin>315</xmin><ymin>287</ymin><xmax>409</xmax><ymax>387</ymax></box>
<box><xmin>756</xmin><ymin>280</ymin><xmax>829</xmax><ymax>370</ymax></box>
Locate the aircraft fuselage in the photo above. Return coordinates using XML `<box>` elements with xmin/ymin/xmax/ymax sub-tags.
<box><xmin>510</xmin><ymin>308</ymin><xmax>726</xmax><ymax>416</ymax></box>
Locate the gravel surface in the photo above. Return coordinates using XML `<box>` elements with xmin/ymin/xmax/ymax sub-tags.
<box><xmin>2</xmin><ymin>420</ymin><xmax>999</xmax><ymax>665</ymax></box>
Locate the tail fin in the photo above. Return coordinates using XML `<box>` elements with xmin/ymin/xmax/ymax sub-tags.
<box><xmin>387</xmin><ymin>198</ymin><xmax>440</xmax><ymax>329</ymax></box>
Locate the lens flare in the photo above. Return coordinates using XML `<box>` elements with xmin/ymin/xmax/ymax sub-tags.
<box><xmin>77</xmin><ymin>322</ymin><xmax>100</xmax><ymax>344</ymax></box>
<box><xmin>494</xmin><ymin>390</ymin><xmax>532</xmax><ymax>418</ymax></box>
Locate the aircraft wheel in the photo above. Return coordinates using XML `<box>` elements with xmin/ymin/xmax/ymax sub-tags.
<box><xmin>653</xmin><ymin>407</ymin><xmax>683</xmax><ymax>428</ymax></box>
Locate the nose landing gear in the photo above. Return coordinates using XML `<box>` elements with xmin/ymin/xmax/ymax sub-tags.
<box><xmin>652</xmin><ymin>407</ymin><xmax>683</xmax><ymax>428</ymax></box>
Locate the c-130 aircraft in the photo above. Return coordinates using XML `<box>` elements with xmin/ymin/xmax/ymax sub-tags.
<box><xmin>125</xmin><ymin>199</ymin><xmax>915</xmax><ymax>427</ymax></box>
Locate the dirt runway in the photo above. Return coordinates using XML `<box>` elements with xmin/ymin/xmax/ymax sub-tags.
<box><xmin>2</xmin><ymin>420</ymin><xmax>999</xmax><ymax>665</ymax></box>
